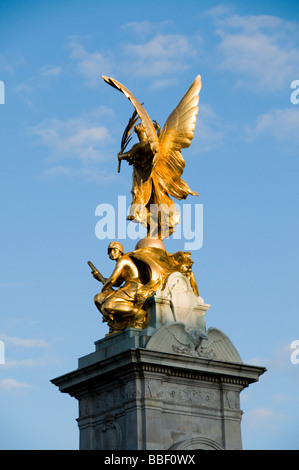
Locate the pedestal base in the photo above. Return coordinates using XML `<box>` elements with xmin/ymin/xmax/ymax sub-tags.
<box><xmin>52</xmin><ymin>327</ymin><xmax>265</xmax><ymax>450</ymax></box>
<box><xmin>52</xmin><ymin>274</ymin><xmax>265</xmax><ymax>450</ymax></box>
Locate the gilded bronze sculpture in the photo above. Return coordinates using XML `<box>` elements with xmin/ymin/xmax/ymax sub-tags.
<box><xmin>89</xmin><ymin>75</ymin><xmax>203</xmax><ymax>334</ymax></box>
<box><xmin>102</xmin><ymin>75</ymin><xmax>201</xmax><ymax>239</ymax></box>
<box><xmin>89</xmin><ymin>241</ymin><xmax>200</xmax><ymax>335</ymax></box>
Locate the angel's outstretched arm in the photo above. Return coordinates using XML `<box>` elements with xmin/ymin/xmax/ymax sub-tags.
<box><xmin>118</xmin><ymin>142</ymin><xmax>143</xmax><ymax>163</ymax></box>
<box><xmin>118</xmin><ymin>141</ymin><xmax>153</xmax><ymax>169</ymax></box>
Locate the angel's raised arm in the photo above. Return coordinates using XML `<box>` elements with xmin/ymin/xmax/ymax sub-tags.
<box><xmin>102</xmin><ymin>76</ymin><xmax>159</xmax><ymax>154</ymax></box>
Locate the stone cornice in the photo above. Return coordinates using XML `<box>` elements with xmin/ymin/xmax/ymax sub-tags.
<box><xmin>51</xmin><ymin>347</ymin><xmax>266</xmax><ymax>397</ymax></box>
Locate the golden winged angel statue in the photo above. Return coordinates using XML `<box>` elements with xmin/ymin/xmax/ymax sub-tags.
<box><xmin>102</xmin><ymin>75</ymin><xmax>202</xmax><ymax>240</ymax></box>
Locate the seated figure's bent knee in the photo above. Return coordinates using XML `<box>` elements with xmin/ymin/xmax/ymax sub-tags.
<box><xmin>94</xmin><ymin>292</ymin><xmax>107</xmax><ymax>309</ymax></box>
<box><xmin>103</xmin><ymin>297</ymin><xmax>123</xmax><ymax>315</ymax></box>
<box><xmin>104</xmin><ymin>296</ymin><xmax>138</xmax><ymax>316</ymax></box>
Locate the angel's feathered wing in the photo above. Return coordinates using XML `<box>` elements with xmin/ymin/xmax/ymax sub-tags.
<box><xmin>153</xmin><ymin>75</ymin><xmax>202</xmax><ymax>200</ymax></box>
<box><xmin>102</xmin><ymin>74</ymin><xmax>201</xmax><ymax>204</ymax></box>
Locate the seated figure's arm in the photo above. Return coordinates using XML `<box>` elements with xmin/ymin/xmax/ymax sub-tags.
<box><xmin>101</xmin><ymin>259</ymin><xmax>124</xmax><ymax>292</ymax></box>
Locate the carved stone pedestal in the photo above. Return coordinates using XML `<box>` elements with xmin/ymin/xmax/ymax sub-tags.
<box><xmin>51</xmin><ymin>274</ymin><xmax>265</xmax><ymax>450</ymax></box>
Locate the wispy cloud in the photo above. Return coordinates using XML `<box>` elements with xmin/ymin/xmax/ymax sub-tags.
<box><xmin>12</xmin><ymin>62</ymin><xmax>62</xmax><ymax>107</ymax></box>
<box><xmin>123</xmin><ymin>33</ymin><xmax>197</xmax><ymax>78</ymax></box>
<box><xmin>121</xmin><ymin>20</ymin><xmax>173</xmax><ymax>38</ymax></box>
<box><xmin>43</xmin><ymin>165</ymin><xmax>119</xmax><ymax>184</ymax></box>
<box><xmin>208</xmin><ymin>8</ymin><xmax>299</xmax><ymax>92</ymax></box>
<box><xmin>13</xmin><ymin>83</ymin><xmax>35</xmax><ymax>106</ymax></box>
<box><xmin>0</xmin><ymin>53</ymin><xmax>24</xmax><ymax>75</ymax></box>
<box><xmin>0</xmin><ymin>378</ymin><xmax>30</xmax><ymax>390</ymax></box>
<box><xmin>244</xmin><ymin>108</ymin><xmax>299</xmax><ymax>143</ymax></box>
<box><xmin>28</xmin><ymin>106</ymin><xmax>119</xmax><ymax>182</ymax></box>
<box><xmin>0</xmin><ymin>334</ymin><xmax>49</xmax><ymax>348</ymax></box>
<box><xmin>28</xmin><ymin>115</ymin><xmax>111</xmax><ymax>161</ymax></box>
<box><xmin>68</xmin><ymin>40</ymin><xmax>114</xmax><ymax>87</ymax></box>
<box><xmin>196</xmin><ymin>103</ymin><xmax>226</xmax><ymax>152</ymax></box>
<box><xmin>39</xmin><ymin>65</ymin><xmax>62</xmax><ymax>77</ymax></box>
<box><xmin>246</xmin><ymin>343</ymin><xmax>295</xmax><ymax>370</ymax></box>
<box><xmin>245</xmin><ymin>406</ymin><xmax>286</xmax><ymax>431</ymax></box>
<box><xmin>68</xmin><ymin>32</ymin><xmax>200</xmax><ymax>89</ymax></box>
<box><xmin>3</xmin><ymin>357</ymin><xmax>60</xmax><ymax>368</ymax></box>
<box><xmin>0</xmin><ymin>282</ymin><xmax>31</xmax><ymax>288</ymax></box>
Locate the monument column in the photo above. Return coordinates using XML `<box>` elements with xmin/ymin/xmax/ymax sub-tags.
<box><xmin>52</xmin><ymin>278</ymin><xmax>265</xmax><ymax>450</ymax></box>
<box><xmin>52</xmin><ymin>74</ymin><xmax>265</xmax><ymax>450</ymax></box>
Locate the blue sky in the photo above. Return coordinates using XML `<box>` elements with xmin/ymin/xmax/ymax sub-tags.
<box><xmin>0</xmin><ymin>0</ymin><xmax>299</xmax><ymax>450</ymax></box>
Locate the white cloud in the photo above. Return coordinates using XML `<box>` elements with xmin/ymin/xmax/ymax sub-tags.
<box><xmin>11</xmin><ymin>63</ymin><xmax>62</xmax><ymax>108</ymax></box>
<box><xmin>13</xmin><ymin>83</ymin><xmax>34</xmax><ymax>106</ymax></box>
<box><xmin>68</xmin><ymin>33</ymin><xmax>200</xmax><ymax>89</ymax></box>
<box><xmin>246</xmin><ymin>343</ymin><xmax>296</xmax><ymax>371</ymax></box>
<box><xmin>205</xmin><ymin>4</ymin><xmax>234</xmax><ymax>19</ymax></box>
<box><xmin>122</xmin><ymin>20</ymin><xmax>155</xmax><ymax>36</ymax></box>
<box><xmin>0</xmin><ymin>53</ymin><xmax>24</xmax><ymax>75</ymax></box>
<box><xmin>0</xmin><ymin>334</ymin><xmax>49</xmax><ymax>348</ymax></box>
<box><xmin>27</xmin><ymin>106</ymin><xmax>121</xmax><ymax>182</ymax></box>
<box><xmin>68</xmin><ymin>40</ymin><xmax>114</xmax><ymax>87</ymax></box>
<box><xmin>28</xmin><ymin>107</ymin><xmax>113</xmax><ymax>162</ymax></box>
<box><xmin>0</xmin><ymin>378</ymin><xmax>30</xmax><ymax>390</ymax></box>
<box><xmin>121</xmin><ymin>20</ymin><xmax>173</xmax><ymax>38</ymax></box>
<box><xmin>245</xmin><ymin>108</ymin><xmax>299</xmax><ymax>142</ymax></box>
<box><xmin>245</xmin><ymin>406</ymin><xmax>285</xmax><ymax>431</ymax></box>
<box><xmin>196</xmin><ymin>103</ymin><xmax>226</xmax><ymax>152</ymax></box>
<box><xmin>0</xmin><ymin>282</ymin><xmax>31</xmax><ymax>287</ymax></box>
<box><xmin>149</xmin><ymin>77</ymin><xmax>179</xmax><ymax>90</ymax></box>
<box><xmin>124</xmin><ymin>33</ymin><xmax>197</xmax><ymax>78</ymax></box>
<box><xmin>209</xmin><ymin>9</ymin><xmax>299</xmax><ymax>92</ymax></box>
<box><xmin>4</xmin><ymin>357</ymin><xmax>60</xmax><ymax>368</ymax></box>
<box><xmin>219</xmin><ymin>33</ymin><xmax>298</xmax><ymax>91</ymax></box>
<box><xmin>40</xmin><ymin>65</ymin><xmax>61</xmax><ymax>77</ymax></box>
<box><xmin>43</xmin><ymin>165</ymin><xmax>118</xmax><ymax>184</ymax></box>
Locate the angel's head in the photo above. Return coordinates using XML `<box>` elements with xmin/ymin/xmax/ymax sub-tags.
<box><xmin>134</xmin><ymin>124</ymin><xmax>147</xmax><ymax>142</ymax></box>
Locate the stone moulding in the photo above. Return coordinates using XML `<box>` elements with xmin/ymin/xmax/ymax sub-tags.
<box><xmin>52</xmin><ymin>347</ymin><xmax>265</xmax><ymax>397</ymax></box>
<box><xmin>51</xmin><ymin>273</ymin><xmax>266</xmax><ymax>450</ymax></box>
<box><xmin>51</xmin><ymin>346</ymin><xmax>265</xmax><ymax>450</ymax></box>
<box><xmin>170</xmin><ymin>437</ymin><xmax>224</xmax><ymax>450</ymax></box>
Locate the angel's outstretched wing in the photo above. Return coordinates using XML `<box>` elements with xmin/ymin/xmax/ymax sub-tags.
<box><xmin>101</xmin><ymin>75</ymin><xmax>159</xmax><ymax>154</ymax></box>
<box><xmin>152</xmin><ymin>75</ymin><xmax>202</xmax><ymax>200</ymax></box>
<box><xmin>102</xmin><ymin>74</ymin><xmax>201</xmax><ymax>203</ymax></box>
